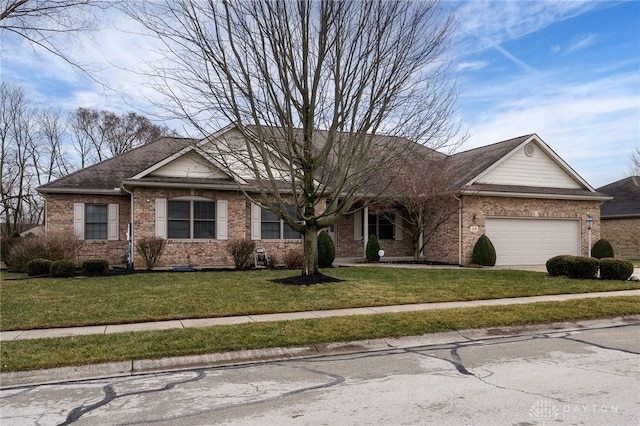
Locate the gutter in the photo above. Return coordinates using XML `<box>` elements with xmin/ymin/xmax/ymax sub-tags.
<box><xmin>37</xmin><ymin>188</ymin><xmax>123</xmax><ymax>195</ymax></box>
<box><xmin>459</xmin><ymin>189</ymin><xmax>612</xmax><ymax>202</ymax></box>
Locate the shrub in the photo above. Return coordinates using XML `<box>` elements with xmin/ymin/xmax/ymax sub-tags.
<box><xmin>472</xmin><ymin>234</ymin><xmax>496</xmax><ymax>266</ymax></box>
<box><xmin>317</xmin><ymin>230</ymin><xmax>335</xmax><ymax>268</ymax></box>
<box><xmin>599</xmin><ymin>258</ymin><xmax>634</xmax><ymax>280</ymax></box>
<box><xmin>366</xmin><ymin>235</ymin><xmax>381</xmax><ymax>262</ymax></box>
<box><xmin>564</xmin><ymin>256</ymin><xmax>599</xmax><ymax>279</ymax></box>
<box><xmin>135</xmin><ymin>237</ymin><xmax>167</xmax><ymax>270</ymax></box>
<box><xmin>26</xmin><ymin>258</ymin><xmax>52</xmax><ymax>276</ymax></box>
<box><xmin>4</xmin><ymin>232</ymin><xmax>81</xmax><ymax>273</ymax></box>
<box><xmin>227</xmin><ymin>239</ymin><xmax>256</xmax><ymax>269</ymax></box>
<box><xmin>50</xmin><ymin>259</ymin><xmax>76</xmax><ymax>278</ymax></box>
<box><xmin>592</xmin><ymin>239</ymin><xmax>614</xmax><ymax>259</ymax></box>
<box><xmin>82</xmin><ymin>259</ymin><xmax>109</xmax><ymax>277</ymax></box>
<box><xmin>283</xmin><ymin>250</ymin><xmax>304</xmax><ymax>268</ymax></box>
<box><xmin>546</xmin><ymin>255</ymin><xmax>570</xmax><ymax>277</ymax></box>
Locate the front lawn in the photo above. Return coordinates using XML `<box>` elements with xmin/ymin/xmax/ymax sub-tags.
<box><xmin>2</xmin><ymin>267</ymin><xmax>639</xmax><ymax>331</ymax></box>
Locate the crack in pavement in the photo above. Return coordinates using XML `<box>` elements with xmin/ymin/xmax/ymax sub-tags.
<box><xmin>59</xmin><ymin>370</ymin><xmax>206</xmax><ymax>425</ymax></box>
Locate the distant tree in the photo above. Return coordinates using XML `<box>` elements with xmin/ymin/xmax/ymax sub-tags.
<box><xmin>69</xmin><ymin>108</ymin><xmax>177</xmax><ymax>165</ymax></box>
<box><xmin>127</xmin><ymin>0</ymin><xmax>463</xmax><ymax>277</ymax></box>
<box><xmin>628</xmin><ymin>147</ymin><xmax>640</xmax><ymax>176</ymax></box>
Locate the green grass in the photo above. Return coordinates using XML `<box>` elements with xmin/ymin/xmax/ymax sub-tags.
<box><xmin>2</xmin><ymin>296</ymin><xmax>638</xmax><ymax>372</ymax></box>
<box><xmin>2</xmin><ymin>267</ymin><xmax>639</xmax><ymax>331</ymax></box>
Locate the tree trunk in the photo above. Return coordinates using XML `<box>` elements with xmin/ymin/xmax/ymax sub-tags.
<box><xmin>302</xmin><ymin>225</ymin><xmax>319</xmax><ymax>276</ymax></box>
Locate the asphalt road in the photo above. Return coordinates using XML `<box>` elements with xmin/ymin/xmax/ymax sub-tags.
<box><xmin>1</xmin><ymin>320</ymin><xmax>638</xmax><ymax>425</ymax></box>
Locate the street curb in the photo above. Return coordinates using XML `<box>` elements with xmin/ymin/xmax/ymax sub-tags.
<box><xmin>2</xmin><ymin>315</ymin><xmax>639</xmax><ymax>389</ymax></box>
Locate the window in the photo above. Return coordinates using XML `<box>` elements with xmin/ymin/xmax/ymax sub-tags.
<box><xmin>167</xmin><ymin>200</ymin><xmax>215</xmax><ymax>239</ymax></box>
<box><xmin>368</xmin><ymin>213</ymin><xmax>395</xmax><ymax>240</ymax></box>
<box><xmin>255</xmin><ymin>204</ymin><xmax>302</xmax><ymax>240</ymax></box>
<box><xmin>85</xmin><ymin>204</ymin><xmax>108</xmax><ymax>240</ymax></box>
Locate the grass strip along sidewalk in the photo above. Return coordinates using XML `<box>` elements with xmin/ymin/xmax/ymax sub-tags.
<box><xmin>2</xmin><ymin>296</ymin><xmax>639</xmax><ymax>372</ymax></box>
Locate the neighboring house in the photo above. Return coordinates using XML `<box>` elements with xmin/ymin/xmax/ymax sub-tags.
<box><xmin>37</xmin><ymin>128</ymin><xmax>608</xmax><ymax>268</ymax></box>
<box><xmin>597</xmin><ymin>176</ymin><xmax>640</xmax><ymax>259</ymax></box>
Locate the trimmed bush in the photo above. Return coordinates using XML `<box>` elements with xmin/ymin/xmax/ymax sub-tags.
<box><xmin>546</xmin><ymin>255</ymin><xmax>570</xmax><ymax>277</ymax></box>
<box><xmin>50</xmin><ymin>259</ymin><xmax>76</xmax><ymax>278</ymax></box>
<box><xmin>136</xmin><ymin>236</ymin><xmax>167</xmax><ymax>270</ymax></box>
<box><xmin>227</xmin><ymin>239</ymin><xmax>256</xmax><ymax>269</ymax></box>
<box><xmin>592</xmin><ymin>239</ymin><xmax>614</xmax><ymax>259</ymax></box>
<box><xmin>26</xmin><ymin>258</ymin><xmax>52</xmax><ymax>276</ymax></box>
<box><xmin>366</xmin><ymin>235</ymin><xmax>381</xmax><ymax>262</ymax></box>
<box><xmin>472</xmin><ymin>234</ymin><xmax>496</xmax><ymax>266</ymax></box>
<box><xmin>82</xmin><ymin>259</ymin><xmax>109</xmax><ymax>277</ymax></box>
<box><xmin>564</xmin><ymin>256</ymin><xmax>599</xmax><ymax>279</ymax></box>
<box><xmin>317</xmin><ymin>230</ymin><xmax>335</xmax><ymax>268</ymax></box>
<box><xmin>599</xmin><ymin>258</ymin><xmax>634</xmax><ymax>280</ymax></box>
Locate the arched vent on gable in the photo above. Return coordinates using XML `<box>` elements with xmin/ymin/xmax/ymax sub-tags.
<box><xmin>524</xmin><ymin>143</ymin><xmax>535</xmax><ymax>157</ymax></box>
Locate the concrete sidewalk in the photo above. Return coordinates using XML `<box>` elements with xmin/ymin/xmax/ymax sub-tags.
<box><xmin>2</xmin><ymin>289</ymin><xmax>639</xmax><ymax>342</ymax></box>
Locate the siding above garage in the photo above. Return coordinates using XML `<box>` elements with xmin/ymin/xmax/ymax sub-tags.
<box><xmin>476</xmin><ymin>142</ymin><xmax>582</xmax><ymax>189</ymax></box>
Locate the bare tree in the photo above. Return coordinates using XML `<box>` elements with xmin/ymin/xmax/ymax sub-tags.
<box><xmin>128</xmin><ymin>0</ymin><xmax>462</xmax><ymax>277</ymax></box>
<box><xmin>372</xmin><ymin>153</ymin><xmax>461</xmax><ymax>261</ymax></box>
<box><xmin>628</xmin><ymin>147</ymin><xmax>640</xmax><ymax>176</ymax></box>
<box><xmin>1</xmin><ymin>0</ymin><xmax>105</xmax><ymax>68</ymax></box>
<box><xmin>69</xmin><ymin>107</ymin><xmax>176</xmax><ymax>166</ymax></box>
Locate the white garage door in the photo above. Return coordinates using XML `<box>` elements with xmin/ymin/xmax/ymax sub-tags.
<box><xmin>485</xmin><ymin>218</ymin><xmax>580</xmax><ymax>266</ymax></box>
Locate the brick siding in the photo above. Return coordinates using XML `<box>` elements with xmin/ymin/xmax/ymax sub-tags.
<box><xmin>601</xmin><ymin>218</ymin><xmax>640</xmax><ymax>258</ymax></box>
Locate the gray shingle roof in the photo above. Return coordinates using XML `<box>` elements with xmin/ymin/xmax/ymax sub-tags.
<box><xmin>597</xmin><ymin>176</ymin><xmax>640</xmax><ymax>217</ymax></box>
<box><xmin>38</xmin><ymin>137</ymin><xmax>197</xmax><ymax>192</ymax></box>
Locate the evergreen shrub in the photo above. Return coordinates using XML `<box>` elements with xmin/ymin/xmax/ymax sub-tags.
<box><xmin>82</xmin><ymin>259</ymin><xmax>109</xmax><ymax>277</ymax></box>
<box><xmin>366</xmin><ymin>235</ymin><xmax>381</xmax><ymax>262</ymax></box>
<box><xmin>317</xmin><ymin>230</ymin><xmax>335</xmax><ymax>268</ymax></box>
<box><xmin>546</xmin><ymin>255</ymin><xmax>570</xmax><ymax>277</ymax></box>
<box><xmin>472</xmin><ymin>234</ymin><xmax>496</xmax><ymax>266</ymax></box>
<box><xmin>50</xmin><ymin>259</ymin><xmax>76</xmax><ymax>278</ymax></box>
<box><xmin>599</xmin><ymin>258</ymin><xmax>634</xmax><ymax>280</ymax></box>
<box><xmin>591</xmin><ymin>239</ymin><xmax>614</xmax><ymax>259</ymax></box>
<box><xmin>564</xmin><ymin>256</ymin><xmax>599</xmax><ymax>279</ymax></box>
<box><xmin>26</xmin><ymin>258</ymin><xmax>52</xmax><ymax>276</ymax></box>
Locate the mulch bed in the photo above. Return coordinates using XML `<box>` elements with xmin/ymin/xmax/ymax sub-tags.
<box><xmin>271</xmin><ymin>273</ymin><xmax>344</xmax><ymax>286</ymax></box>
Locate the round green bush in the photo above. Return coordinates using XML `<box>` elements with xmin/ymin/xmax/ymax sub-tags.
<box><xmin>50</xmin><ymin>259</ymin><xmax>76</xmax><ymax>278</ymax></box>
<box><xmin>591</xmin><ymin>239</ymin><xmax>614</xmax><ymax>259</ymax></box>
<box><xmin>317</xmin><ymin>230</ymin><xmax>336</xmax><ymax>268</ymax></box>
<box><xmin>26</xmin><ymin>258</ymin><xmax>52</xmax><ymax>276</ymax></box>
<box><xmin>599</xmin><ymin>258</ymin><xmax>634</xmax><ymax>280</ymax></box>
<box><xmin>565</xmin><ymin>256</ymin><xmax>599</xmax><ymax>279</ymax></box>
<box><xmin>82</xmin><ymin>259</ymin><xmax>109</xmax><ymax>277</ymax></box>
<box><xmin>366</xmin><ymin>235</ymin><xmax>381</xmax><ymax>262</ymax></box>
<box><xmin>472</xmin><ymin>234</ymin><xmax>496</xmax><ymax>266</ymax></box>
<box><xmin>546</xmin><ymin>255</ymin><xmax>570</xmax><ymax>277</ymax></box>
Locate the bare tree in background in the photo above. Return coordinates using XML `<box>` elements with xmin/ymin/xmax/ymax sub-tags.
<box><xmin>0</xmin><ymin>0</ymin><xmax>105</xmax><ymax>68</ymax></box>
<box><xmin>69</xmin><ymin>107</ymin><xmax>177</xmax><ymax>166</ymax></box>
<box><xmin>128</xmin><ymin>0</ymin><xmax>463</xmax><ymax>277</ymax></box>
<box><xmin>629</xmin><ymin>147</ymin><xmax>640</xmax><ymax>176</ymax></box>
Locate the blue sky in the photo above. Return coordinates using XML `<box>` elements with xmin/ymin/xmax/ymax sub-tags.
<box><xmin>1</xmin><ymin>0</ymin><xmax>638</xmax><ymax>188</ymax></box>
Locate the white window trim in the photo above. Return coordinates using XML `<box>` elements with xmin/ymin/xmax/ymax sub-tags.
<box><xmin>251</xmin><ymin>203</ymin><xmax>302</xmax><ymax>240</ymax></box>
<box><xmin>73</xmin><ymin>202</ymin><xmax>119</xmax><ymax>241</ymax></box>
<box><xmin>155</xmin><ymin>198</ymin><xmax>227</xmax><ymax>240</ymax></box>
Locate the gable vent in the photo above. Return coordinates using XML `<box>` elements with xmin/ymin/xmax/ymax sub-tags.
<box><xmin>524</xmin><ymin>143</ymin><xmax>535</xmax><ymax>157</ymax></box>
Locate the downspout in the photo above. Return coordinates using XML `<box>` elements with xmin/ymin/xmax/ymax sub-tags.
<box><xmin>363</xmin><ymin>206</ymin><xmax>369</xmax><ymax>259</ymax></box>
<box><xmin>121</xmin><ymin>184</ymin><xmax>135</xmax><ymax>270</ymax></box>
<box><xmin>454</xmin><ymin>194</ymin><xmax>462</xmax><ymax>266</ymax></box>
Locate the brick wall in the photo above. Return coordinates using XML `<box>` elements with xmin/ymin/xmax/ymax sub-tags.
<box><xmin>423</xmin><ymin>195</ymin><xmax>602</xmax><ymax>265</ymax></box>
<box><xmin>44</xmin><ymin>193</ymin><xmax>130</xmax><ymax>266</ymax></box>
<box><xmin>601</xmin><ymin>218</ymin><xmax>640</xmax><ymax>258</ymax></box>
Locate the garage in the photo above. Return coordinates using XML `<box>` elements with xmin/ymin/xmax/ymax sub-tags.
<box><xmin>485</xmin><ymin>218</ymin><xmax>580</xmax><ymax>266</ymax></box>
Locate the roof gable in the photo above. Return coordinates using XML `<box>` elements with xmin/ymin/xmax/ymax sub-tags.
<box><xmin>148</xmin><ymin>150</ymin><xmax>231</xmax><ymax>179</ymax></box>
<box><xmin>474</xmin><ymin>136</ymin><xmax>583</xmax><ymax>189</ymax></box>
